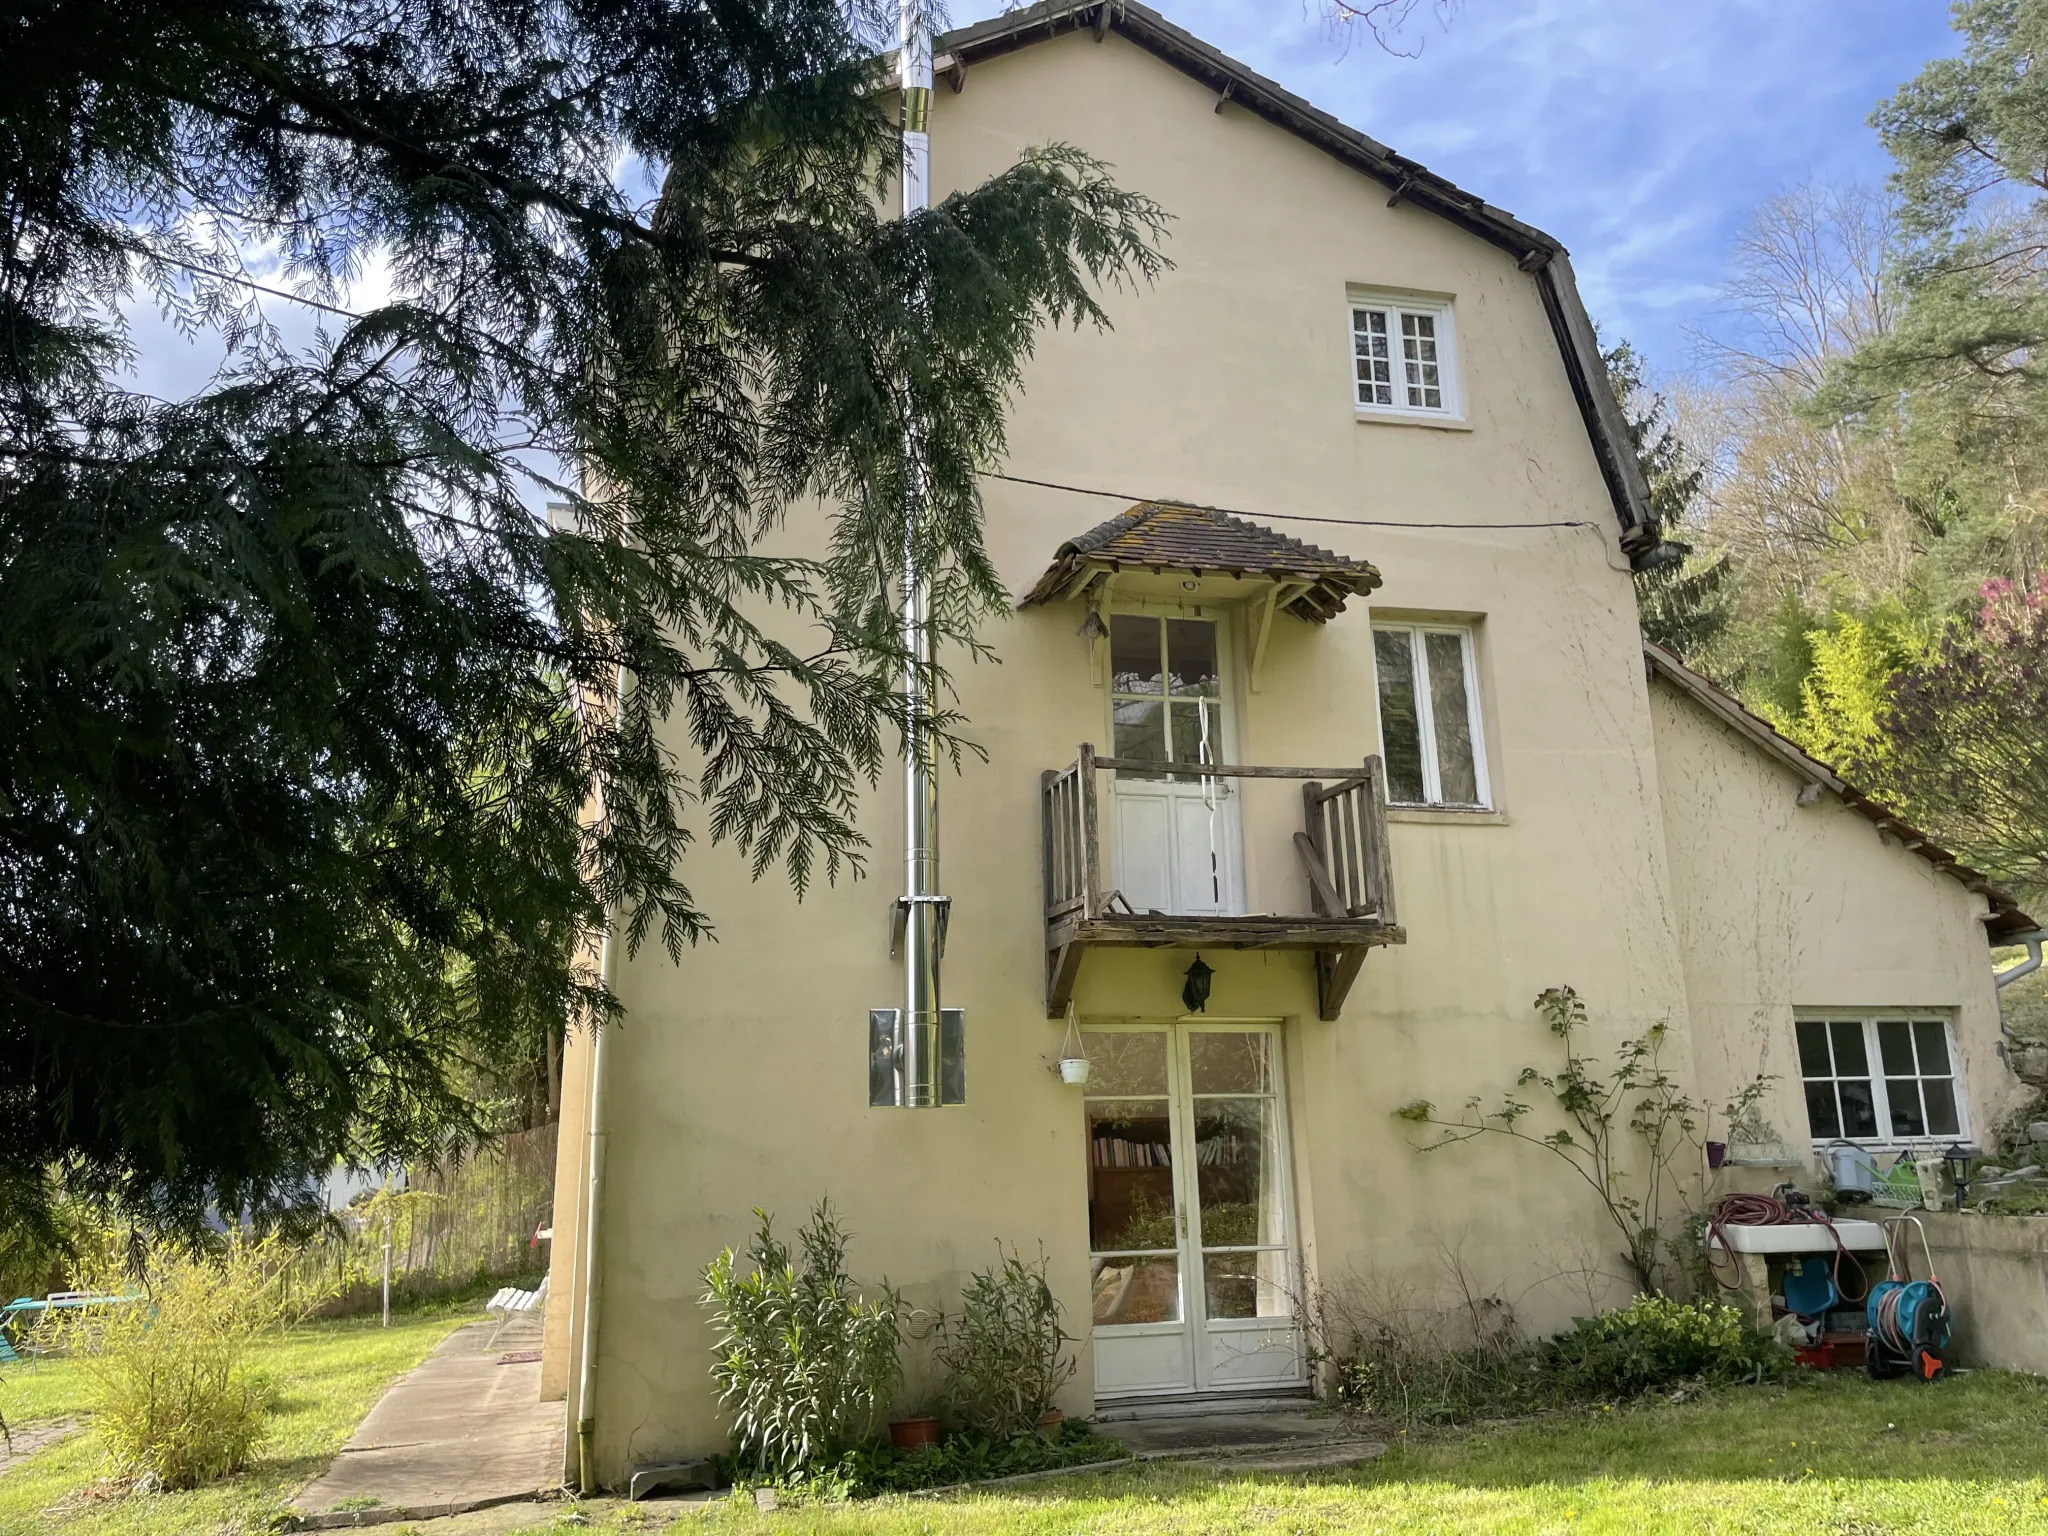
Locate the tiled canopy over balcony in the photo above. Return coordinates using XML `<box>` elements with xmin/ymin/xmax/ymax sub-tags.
<box><xmin>1020</xmin><ymin>500</ymin><xmax>1383</xmax><ymax>624</ymax></box>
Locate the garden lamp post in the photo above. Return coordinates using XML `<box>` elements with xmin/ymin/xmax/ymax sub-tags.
<box><xmin>1943</xmin><ymin>1142</ymin><xmax>1982</xmax><ymax>1211</ymax></box>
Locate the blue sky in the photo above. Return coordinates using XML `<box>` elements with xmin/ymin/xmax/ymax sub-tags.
<box><xmin>953</xmin><ymin>0</ymin><xmax>1961</xmax><ymax>375</ymax></box>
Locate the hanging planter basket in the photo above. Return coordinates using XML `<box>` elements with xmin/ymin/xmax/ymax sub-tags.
<box><xmin>1055</xmin><ymin>1006</ymin><xmax>1091</xmax><ymax>1085</ymax></box>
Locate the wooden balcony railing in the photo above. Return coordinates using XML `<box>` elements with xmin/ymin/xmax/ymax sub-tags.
<box><xmin>1040</xmin><ymin>746</ymin><xmax>1405</xmax><ymax>1022</ymax></box>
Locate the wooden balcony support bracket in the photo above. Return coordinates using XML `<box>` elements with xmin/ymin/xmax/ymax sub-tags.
<box><xmin>1047</xmin><ymin>936</ymin><xmax>1085</xmax><ymax>1020</ymax></box>
<box><xmin>1315</xmin><ymin>947</ymin><xmax>1371</xmax><ymax>1024</ymax></box>
<box><xmin>1250</xmin><ymin>580</ymin><xmax>1313</xmax><ymax>693</ymax></box>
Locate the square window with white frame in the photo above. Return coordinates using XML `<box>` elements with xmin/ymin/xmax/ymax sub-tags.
<box><xmin>1795</xmin><ymin>1016</ymin><xmax>1965</xmax><ymax>1144</ymax></box>
<box><xmin>1372</xmin><ymin>622</ymin><xmax>1488</xmax><ymax>809</ymax></box>
<box><xmin>1351</xmin><ymin>295</ymin><xmax>1458</xmax><ymax>417</ymax></box>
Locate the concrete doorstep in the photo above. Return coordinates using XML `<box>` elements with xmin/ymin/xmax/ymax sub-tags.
<box><xmin>290</xmin><ymin>1317</ymin><xmax>565</xmax><ymax>1531</ymax></box>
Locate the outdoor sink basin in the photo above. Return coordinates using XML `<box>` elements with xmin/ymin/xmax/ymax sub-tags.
<box><xmin>1708</xmin><ymin>1219</ymin><xmax>1888</xmax><ymax>1253</ymax></box>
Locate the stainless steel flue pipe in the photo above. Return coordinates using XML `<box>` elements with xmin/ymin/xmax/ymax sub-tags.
<box><xmin>896</xmin><ymin>0</ymin><xmax>946</xmax><ymax>1108</ymax></box>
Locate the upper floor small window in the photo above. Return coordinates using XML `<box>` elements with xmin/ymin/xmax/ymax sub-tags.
<box><xmin>1372</xmin><ymin>622</ymin><xmax>1488</xmax><ymax>808</ymax></box>
<box><xmin>1352</xmin><ymin>294</ymin><xmax>1458</xmax><ymax>417</ymax></box>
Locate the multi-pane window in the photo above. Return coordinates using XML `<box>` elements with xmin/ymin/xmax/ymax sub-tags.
<box><xmin>1352</xmin><ymin>299</ymin><xmax>1455</xmax><ymax>415</ymax></box>
<box><xmin>1108</xmin><ymin>615</ymin><xmax>1225</xmax><ymax>780</ymax></box>
<box><xmin>1372</xmin><ymin>623</ymin><xmax>1487</xmax><ymax>808</ymax></box>
<box><xmin>1796</xmin><ymin>1017</ymin><xmax>1963</xmax><ymax>1143</ymax></box>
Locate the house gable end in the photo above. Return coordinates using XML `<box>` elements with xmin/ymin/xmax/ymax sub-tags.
<box><xmin>934</xmin><ymin>0</ymin><xmax>1657</xmax><ymax>555</ymax></box>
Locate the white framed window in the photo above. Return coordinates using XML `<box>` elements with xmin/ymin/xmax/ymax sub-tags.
<box><xmin>1795</xmin><ymin>1016</ymin><xmax>1966</xmax><ymax>1145</ymax></box>
<box><xmin>1351</xmin><ymin>294</ymin><xmax>1459</xmax><ymax>418</ymax></box>
<box><xmin>1371</xmin><ymin>622</ymin><xmax>1488</xmax><ymax>808</ymax></box>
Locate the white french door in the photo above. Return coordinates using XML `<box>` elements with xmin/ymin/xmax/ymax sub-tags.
<box><xmin>1106</xmin><ymin>614</ymin><xmax>1243</xmax><ymax>916</ymax></box>
<box><xmin>1083</xmin><ymin>1022</ymin><xmax>1303</xmax><ymax>1399</ymax></box>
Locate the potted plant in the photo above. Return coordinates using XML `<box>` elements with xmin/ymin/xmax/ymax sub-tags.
<box><xmin>888</xmin><ymin>1412</ymin><xmax>939</xmax><ymax>1450</ymax></box>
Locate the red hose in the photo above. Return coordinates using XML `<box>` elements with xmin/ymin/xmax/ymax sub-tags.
<box><xmin>1704</xmin><ymin>1193</ymin><xmax>1867</xmax><ymax>1305</ymax></box>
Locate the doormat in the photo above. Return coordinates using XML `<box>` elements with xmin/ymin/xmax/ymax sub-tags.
<box><xmin>498</xmin><ymin>1350</ymin><xmax>543</xmax><ymax>1365</ymax></box>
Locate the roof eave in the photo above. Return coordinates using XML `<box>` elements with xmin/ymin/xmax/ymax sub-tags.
<box><xmin>1644</xmin><ymin>641</ymin><xmax>2036</xmax><ymax>941</ymax></box>
<box><xmin>1019</xmin><ymin>552</ymin><xmax>1380</xmax><ymax>622</ymax></box>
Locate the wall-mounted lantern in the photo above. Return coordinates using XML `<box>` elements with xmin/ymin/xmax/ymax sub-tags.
<box><xmin>1182</xmin><ymin>954</ymin><xmax>1213</xmax><ymax>1015</ymax></box>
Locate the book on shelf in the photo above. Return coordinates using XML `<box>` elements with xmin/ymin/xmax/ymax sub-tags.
<box><xmin>1091</xmin><ymin>1135</ymin><xmax>1172</xmax><ymax>1169</ymax></box>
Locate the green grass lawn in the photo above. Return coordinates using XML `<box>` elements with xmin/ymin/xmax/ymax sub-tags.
<box><xmin>0</xmin><ymin>1306</ymin><xmax>478</xmax><ymax>1536</ymax></box>
<box><xmin>521</xmin><ymin>1370</ymin><xmax>2048</xmax><ymax>1536</ymax></box>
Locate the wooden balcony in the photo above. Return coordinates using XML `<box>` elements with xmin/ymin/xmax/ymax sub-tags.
<box><xmin>1041</xmin><ymin>746</ymin><xmax>1406</xmax><ymax>1022</ymax></box>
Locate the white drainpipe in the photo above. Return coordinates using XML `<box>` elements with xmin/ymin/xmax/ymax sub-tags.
<box><xmin>1994</xmin><ymin>929</ymin><xmax>2047</xmax><ymax>1052</ymax></box>
<box><xmin>574</xmin><ymin>890</ymin><xmax>623</xmax><ymax>1488</ymax></box>
<box><xmin>896</xmin><ymin>0</ymin><xmax>947</xmax><ymax>1108</ymax></box>
<box><xmin>1995</xmin><ymin>931</ymin><xmax>2047</xmax><ymax>992</ymax></box>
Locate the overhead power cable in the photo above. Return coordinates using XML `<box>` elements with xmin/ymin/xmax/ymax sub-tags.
<box><xmin>983</xmin><ymin>470</ymin><xmax>1597</xmax><ymax>533</ymax></box>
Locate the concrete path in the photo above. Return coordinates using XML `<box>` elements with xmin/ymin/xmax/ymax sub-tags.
<box><xmin>293</xmin><ymin>1316</ymin><xmax>563</xmax><ymax>1528</ymax></box>
<box><xmin>0</xmin><ymin>1416</ymin><xmax>83</xmax><ymax>1478</ymax></box>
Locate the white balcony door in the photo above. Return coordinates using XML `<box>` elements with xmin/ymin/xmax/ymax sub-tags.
<box><xmin>1084</xmin><ymin>1023</ymin><xmax>1305</xmax><ymax>1401</ymax></box>
<box><xmin>1107</xmin><ymin>615</ymin><xmax>1242</xmax><ymax>916</ymax></box>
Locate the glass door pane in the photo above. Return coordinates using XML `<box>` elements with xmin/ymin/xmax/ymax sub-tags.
<box><xmin>1187</xmin><ymin>1030</ymin><xmax>1290</xmax><ymax>1322</ymax></box>
<box><xmin>1085</xmin><ymin>1032</ymin><xmax>1181</xmax><ymax>1327</ymax></box>
<box><xmin>1107</xmin><ymin>614</ymin><xmax>1241</xmax><ymax>916</ymax></box>
<box><xmin>1192</xmin><ymin>1097</ymin><xmax>1288</xmax><ymax>1318</ymax></box>
<box><xmin>1109</xmin><ymin>617</ymin><xmax>1168</xmax><ymax>780</ymax></box>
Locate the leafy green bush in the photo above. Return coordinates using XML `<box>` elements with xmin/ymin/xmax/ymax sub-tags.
<box><xmin>1323</xmin><ymin>1283</ymin><xmax>1789</xmax><ymax>1427</ymax></box>
<box><xmin>937</xmin><ymin>1246</ymin><xmax>1076</xmax><ymax>1441</ymax></box>
<box><xmin>50</xmin><ymin>1236</ymin><xmax>302</xmax><ymax>1488</ymax></box>
<box><xmin>1546</xmin><ymin>1294</ymin><xmax>1788</xmax><ymax>1397</ymax></box>
<box><xmin>851</xmin><ymin>1416</ymin><xmax>1127</xmax><ymax>1494</ymax></box>
<box><xmin>700</xmin><ymin>1202</ymin><xmax>901</xmax><ymax>1478</ymax></box>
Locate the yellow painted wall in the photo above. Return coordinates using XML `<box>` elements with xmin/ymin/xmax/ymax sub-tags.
<box><xmin>1649</xmin><ymin>677</ymin><xmax>2026</xmax><ymax>1167</ymax></box>
<box><xmin>544</xmin><ymin>29</ymin><xmax>2014</xmax><ymax>1486</ymax></box>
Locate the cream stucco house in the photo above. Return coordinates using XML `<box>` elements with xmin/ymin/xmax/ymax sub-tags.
<box><xmin>541</xmin><ymin>1</ymin><xmax>2035</xmax><ymax>1487</ymax></box>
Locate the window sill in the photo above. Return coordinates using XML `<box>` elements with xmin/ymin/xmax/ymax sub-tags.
<box><xmin>1387</xmin><ymin>805</ymin><xmax>1508</xmax><ymax>826</ymax></box>
<box><xmin>1355</xmin><ymin>408</ymin><xmax>1472</xmax><ymax>432</ymax></box>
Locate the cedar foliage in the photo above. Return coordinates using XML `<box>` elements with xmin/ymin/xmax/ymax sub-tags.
<box><xmin>0</xmin><ymin>0</ymin><xmax>1168</xmax><ymax>1229</ymax></box>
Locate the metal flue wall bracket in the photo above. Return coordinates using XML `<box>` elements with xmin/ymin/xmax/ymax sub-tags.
<box><xmin>869</xmin><ymin>1008</ymin><xmax>965</xmax><ymax>1107</ymax></box>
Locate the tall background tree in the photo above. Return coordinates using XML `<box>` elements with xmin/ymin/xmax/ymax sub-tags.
<box><xmin>1627</xmin><ymin>0</ymin><xmax>2048</xmax><ymax>916</ymax></box>
<box><xmin>0</xmin><ymin>0</ymin><xmax>1166</xmax><ymax>1231</ymax></box>
<box><xmin>1607</xmin><ymin>339</ymin><xmax>1730</xmax><ymax>660</ymax></box>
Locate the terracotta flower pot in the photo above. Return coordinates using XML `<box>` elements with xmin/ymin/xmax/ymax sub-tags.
<box><xmin>889</xmin><ymin>1416</ymin><xmax>939</xmax><ymax>1450</ymax></box>
<box><xmin>1036</xmin><ymin>1408</ymin><xmax>1064</xmax><ymax>1436</ymax></box>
